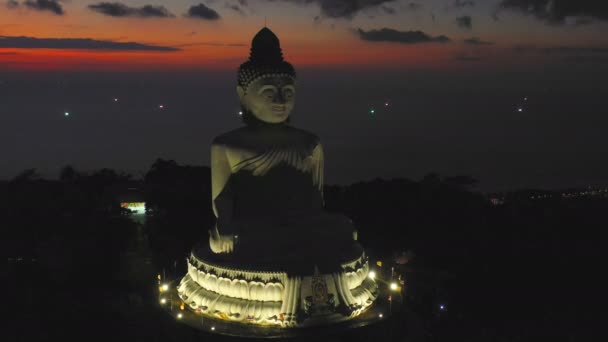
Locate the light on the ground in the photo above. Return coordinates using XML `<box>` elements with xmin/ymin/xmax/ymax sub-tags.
<box><xmin>368</xmin><ymin>271</ymin><xmax>376</xmax><ymax>280</ymax></box>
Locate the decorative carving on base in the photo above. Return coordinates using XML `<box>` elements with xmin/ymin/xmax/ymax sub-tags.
<box><xmin>177</xmin><ymin>251</ymin><xmax>377</xmax><ymax>327</ymax></box>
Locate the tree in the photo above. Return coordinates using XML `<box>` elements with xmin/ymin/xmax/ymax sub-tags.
<box><xmin>12</xmin><ymin>168</ymin><xmax>41</xmax><ymax>182</ymax></box>
<box><xmin>59</xmin><ymin>165</ymin><xmax>78</xmax><ymax>182</ymax></box>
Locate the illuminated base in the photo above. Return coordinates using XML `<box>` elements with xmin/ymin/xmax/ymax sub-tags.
<box><xmin>160</xmin><ymin>278</ymin><xmax>397</xmax><ymax>338</ymax></box>
<box><xmin>176</xmin><ymin>247</ymin><xmax>378</xmax><ymax>329</ymax></box>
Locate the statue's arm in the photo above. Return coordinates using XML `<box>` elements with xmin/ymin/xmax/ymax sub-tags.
<box><xmin>211</xmin><ymin>143</ymin><xmax>231</xmax><ymax>219</ymax></box>
<box><xmin>311</xmin><ymin>142</ymin><xmax>325</xmax><ymax>205</ymax></box>
<box><xmin>210</xmin><ymin>143</ymin><xmax>235</xmax><ymax>253</ymax></box>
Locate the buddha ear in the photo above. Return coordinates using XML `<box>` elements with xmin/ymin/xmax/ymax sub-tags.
<box><xmin>236</xmin><ymin>86</ymin><xmax>246</xmax><ymax>102</ymax></box>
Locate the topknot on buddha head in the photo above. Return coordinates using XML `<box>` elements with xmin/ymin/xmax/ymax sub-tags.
<box><xmin>237</xmin><ymin>27</ymin><xmax>296</xmax><ymax>90</ymax></box>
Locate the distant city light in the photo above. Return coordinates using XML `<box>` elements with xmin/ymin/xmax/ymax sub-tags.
<box><xmin>177</xmin><ymin>313</ymin><xmax>183</xmax><ymax>319</ymax></box>
<box><xmin>384</xmin><ymin>102</ymin><xmax>389</xmax><ymax>107</ymax></box>
<box><xmin>379</xmin><ymin>313</ymin><xmax>383</xmax><ymax>318</ymax></box>
<box><xmin>64</xmin><ymin>112</ymin><xmax>69</xmax><ymax>116</ymax></box>
<box><xmin>524</xmin><ymin>97</ymin><xmax>528</xmax><ymax>101</ymax></box>
<box><xmin>390</xmin><ymin>282</ymin><xmax>398</xmax><ymax>290</ymax></box>
<box><xmin>114</xmin><ymin>98</ymin><xmax>118</xmax><ymax>102</ymax></box>
<box><xmin>211</xmin><ymin>326</ymin><xmax>216</xmax><ymax>331</ymax></box>
<box><xmin>238</xmin><ymin>111</ymin><xmax>243</xmax><ymax>116</ymax></box>
<box><xmin>159</xmin><ymin>104</ymin><xmax>164</xmax><ymax>109</ymax></box>
<box><xmin>368</xmin><ymin>271</ymin><xmax>376</xmax><ymax>280</ymax></box>
<box><xmin>439</xmin><ymin>304</ymin><xmax>446</xmax><ymax>311</ymax></box>
<box><xmin>370</xmin><ymin>109</ymin><xmax>375</xmax><ymax>114</ymax></box>
<box><xmin>162</xmin><ymin>284</ymin><xmax>169</xmax><ymax>291</ymax></box>
<box><xmin>160</xmin><ymin>298</ymin><xmax>167</xmax><ymax>304</ymax></box>
<box><xmin>517</xmin><ymin>107</ymin><xmax>523</xmax><ymax>112</ymax></box>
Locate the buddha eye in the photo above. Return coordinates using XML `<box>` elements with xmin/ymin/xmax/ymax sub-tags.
<box><xmin>261</xmin><ymin>88</ymin><xmax>276</xmax><ymax>99</ymax></box>
<box><xmin>283</xmin><ymin>88</ymin><xmax>294</xmax><ymax>98</ymax></box>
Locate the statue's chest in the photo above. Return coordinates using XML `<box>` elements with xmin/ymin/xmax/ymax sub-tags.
<box><xmin>227</xmin><ymin>145</ymin><xmax>314</xmax><ymax>176</ymax></box>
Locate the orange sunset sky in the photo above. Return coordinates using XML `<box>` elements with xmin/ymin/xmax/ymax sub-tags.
<box><xmin>2</xmin><ymin>0</ymin><xmax>607</xmax><ymax>72</ymax></box>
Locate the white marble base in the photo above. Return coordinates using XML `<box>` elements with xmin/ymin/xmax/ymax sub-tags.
<box><xmin>177</xmin><ymin>251</ymin><xmax>378</xmax><ymax>327</ymax></box>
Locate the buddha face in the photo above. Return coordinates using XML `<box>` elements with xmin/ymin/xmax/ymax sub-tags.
<box><xmin>237</xmin><ymin>75</ymin><xmax>295</xmax><ymax>124</ymax></box>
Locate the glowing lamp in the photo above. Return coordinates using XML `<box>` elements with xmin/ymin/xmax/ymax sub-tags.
<box><xmin>390</xmin><ymin>282</ymin><xmax>398</xmax><ymax>291</ymax></box>
<box><xmin>162</xmin><ymin>284</ymin><xmax>169</xmax><ymax>291</ymax></box>
<box><xmin>177</xmin><ymin>313</ymin><xmax>183</xmax><ymax>319</ymax></box>
<box><xmin>368</xmin><ymin>271</ymin><xmax>376</xmax><ymax>280</ymax></box>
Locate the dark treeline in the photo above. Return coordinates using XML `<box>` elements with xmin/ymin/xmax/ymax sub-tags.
<box><xmin>4</xmin><ymin>160</ymin><xmax>606</xmax><ymax>341</ymax></box>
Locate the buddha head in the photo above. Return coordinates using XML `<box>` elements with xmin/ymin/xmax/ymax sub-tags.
<box><xmin>237</xmin><ymin>28</ymin><xmax>296</xmax><ymax>125</ymax></box>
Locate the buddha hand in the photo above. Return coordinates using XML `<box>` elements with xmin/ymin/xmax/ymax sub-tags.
<box><xmin>209</xmin><ymin>228</ymin><xmax>235</xmax><ymax>254</ymax></box>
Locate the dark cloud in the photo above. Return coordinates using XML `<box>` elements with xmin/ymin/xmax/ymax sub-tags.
<box><xmin>454</xmin><ymin>0</ymin><xmax>475</xmax><ymax>8</ymax></box>
<box><xmin>24</xmin><ymin>0</ymin><xmax>64</xmax><ymax>15</ymax></box>
<box><xmin>88</xmin><ymin>2</ymin><xmax>174</xmax><ymax>18</ymax></box>
<box><xmin>238</xmin><ymin>0</ymin><xmax>248</xmax><ymax>6</ymax></box>
<box><xmin>186</xmin><ymin>3</ymin><xmax>221</xmax><ymax>20</ymax></box>
<box><xmin>499</xmin><ymin>0</ymin><xmax>608</xmax><ymax>24</ymax></box>
<box><xmin>456</xmin><ymin>15</ymin><xmax>472</xmax><ymax>29</ymax></box>
<box><xmin>381</xmin><ymin>5</ymin><xmax>395</xmax><ymax>14</ymax></box>
<box><xmin>6</xmin><ymin>0</ymin><xmax>19</xmax><ymax>9</ymax></box>
<box><xmin>357</xmin><ymin>28</ymin><xmax>450</xmax><ymax>44</ymax></box>
<box><xmin>0</xmin><ymin>36</ymin><xmax>180</xmax><ymax>51</ymax></box>
<box><xmin>225</xmin><ymin>3</ymin><xmax>245</xmax><ymax>15</ymax></box>
<box><xmin>464</xmin><ymin>37</ymin><xmax>495</xmax><ymax>45</ymax></box>
<box><xmin>403</xmin><ymin>2</ymin><xmax>422</xmax><ymax>11</ymax></box>
<box><xmin>267</xmin><ymin>0</ymin><xmax>396</xmax><ymax>19</ymax></box>
<box><xmin>136</xmin><ymin>5</ymin><xmax>174</xmax><ymax>17</ymax></box>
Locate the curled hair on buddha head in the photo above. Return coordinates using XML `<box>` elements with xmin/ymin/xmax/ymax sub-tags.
<box><xmin>237</xmin><ymin>27</ymin><xmax>296</xmax><ymax>94</ymax></box>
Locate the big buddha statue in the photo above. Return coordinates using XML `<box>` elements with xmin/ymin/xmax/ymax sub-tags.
<box><xmin>177</xmin><ymin>27</ymin><xmax>378</xmax><ymax>328</ymax></box>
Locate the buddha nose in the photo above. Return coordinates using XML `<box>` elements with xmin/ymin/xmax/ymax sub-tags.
<box><xmin>273</xmin><ymin>90</ymin><xmax>286</xmax><ymax>104</ymax></box>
